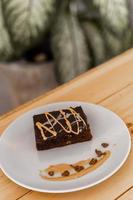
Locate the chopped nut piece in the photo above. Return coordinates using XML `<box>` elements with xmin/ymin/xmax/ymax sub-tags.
<box><xmin>101</xmin><ymin>143</ymin><xmax>109</xmax><ymax>148</ymax></box>
<box><xmin>95</xmin><ymin>149</ymin><xmax>103</xmax><ymax>157</ymax></box>
<box><xmin>74</xmin><ymin>165</ymin><xmax>84</xmax><ymax>172</ymax></box>
<box><xmin>89</xmin><ymin>158</ymin><xmax>97</xmax><ymax>165</ymax></box>
<box><xmin>66</xmin><ymin>141</ymin><xmax>71</xmax><ymax>145</ymax></box>
<box><xmin>62</xmin><ymin>170</ymin><xmax>70</xmax><ymax>177</ymax></box>
<box><xmin>48</xmin><ymin>171</ymin><xmax>54</xmax><ymax>176</ymax></box>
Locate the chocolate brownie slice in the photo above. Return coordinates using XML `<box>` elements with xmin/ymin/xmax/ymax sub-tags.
<box><xmin>33</xmin><ymin>106</ymin><xmax>92</xmax><ymax>150</ymax></box>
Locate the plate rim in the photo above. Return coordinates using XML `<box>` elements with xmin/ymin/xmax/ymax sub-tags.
<box><xmin>0</xmin><ymin>101</ymin><xmax>131</xmax><ymax>193</ymax></box>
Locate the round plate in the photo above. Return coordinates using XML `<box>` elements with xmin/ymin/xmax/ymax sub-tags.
<box><xmin>0</xmin><ymin>102</ymin><xmax>131</xmax><ymax>193</ymax></box>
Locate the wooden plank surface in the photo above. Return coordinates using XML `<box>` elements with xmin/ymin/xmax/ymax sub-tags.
<box><xmin>0</xmin><ymin>49</ymin><xmax>133</xmax><ymax>200</ymax></box>
<box><xmin>11</xmin><ymin>84</ymin><xmax>133</xmax><ymax>200</ymax></box>
<box><xmin>116</xmin><ymin>187</ymin><xmax>133</xmax><ymax>200</ymax></box>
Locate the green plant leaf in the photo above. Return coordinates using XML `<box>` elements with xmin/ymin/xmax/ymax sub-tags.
<box><xmin>0</xmin><ymin>1</ymin><xmax>14</xmax><ymax>60</ymax></box>
<box><xmin>94</xmin><ymin>0</ymin><xmax>129</xmax><ymax>34</ymax></box>
<box><xmin>103</xmin><ymin>29</ymin><xmax>123</xmax><ymax>57</ymax></box>
<box><xmin>2</xmin><ymin>0</ymin><xmax>56</xmax><ymax>49</ymax></box>
<box><xmin>123</xmin><ymin>29</ymin><xmax>133</xmax><ymax>50</ymax></box>
<box><xmin>82</xmin><ymin>22</ymin><xmax>106</xmax><ymax>66</ymax></box>
<box><xmin>52</xmin><ymin>11</ymin><xmax>91</xmax><ymax>83</ymax></box>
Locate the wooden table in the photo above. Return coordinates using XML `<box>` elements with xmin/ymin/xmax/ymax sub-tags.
<box><xmin>0</xmin><ymin>49</ymin><xmax>133</xmax><ymax>200</ymax></box>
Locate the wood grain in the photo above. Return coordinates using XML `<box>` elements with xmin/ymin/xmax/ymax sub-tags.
<box><xmin>115</xmin><ymin>187</ymin><xmax>133</xmax><ymax>200</ymax></box>
<box><xmin>0</xmin><ymin>171</ymin><xmax>29</xmax><ymax>200</ymax></box>
<box><xmin>0</xmin><ymin>49</ymin><xmax>133</xmax><ymax>200</ymax></box>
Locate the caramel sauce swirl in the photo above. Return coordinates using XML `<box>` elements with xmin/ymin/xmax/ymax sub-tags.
<box><xmin>36</xmin><ymin>107</ymin><xmax>87</xmax><ymax>141</ymax></box>
<box><xmin>40</xmin><ymin>151</ymin><xmax>111</xmax><ymax>181</ymax></box>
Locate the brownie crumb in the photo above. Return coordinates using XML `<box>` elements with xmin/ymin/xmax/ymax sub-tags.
<box><xmin>48</xmin><ymin>171</ymin><xmax>54</xmax><ymax>176</ymax></box>
<box><xmin>73</xmin><ymin>165</ymin><xmax>84</xmax><ymax>172</ymax></box>
<box><xmin>62</xmin><ymin>170</ymin><xmax>70</xmax><ymax>177</ymax></box>
<box><xmin>101</xmin><ymin>143</ymin><xmax>109</xmax><ymax>148</ymax></box>
<box><xmin>126</xmin><ymin>122</ymin><xmax>133</xmax><ymax>128</ymax></box>
<box><xmin>89</xmin><ymin>158</ymin><xmax>97</xmax><ymax>165</ymax></box>
<box><xmin>95</xmin><ymin>149</ymin><xmax>103</xmax><ymax>157</ymax></box>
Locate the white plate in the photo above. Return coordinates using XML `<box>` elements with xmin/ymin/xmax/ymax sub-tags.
<box><xmin>0</xmin><ymin>101</ymin><xmax>131</xmax><ymax>193</ymax></box>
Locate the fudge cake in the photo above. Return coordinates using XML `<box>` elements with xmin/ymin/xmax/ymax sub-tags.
<box><xmin>33</xmin><ymin>106</ymin><xmax>92</xmax><ymax>150</ymax></box>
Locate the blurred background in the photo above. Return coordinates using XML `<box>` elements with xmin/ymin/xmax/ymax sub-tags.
<box><xmin>0</xmin><ymin>0</ymin><xmax>133</xmax><ymax>115</ymax></box>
